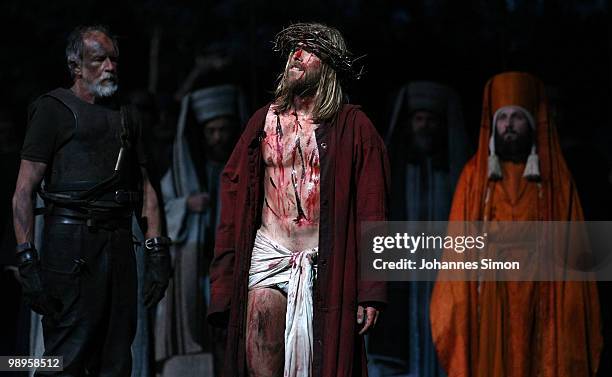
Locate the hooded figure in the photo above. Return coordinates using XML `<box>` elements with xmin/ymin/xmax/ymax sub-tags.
<box><xmin>430</xmin><ymin>72</ymin><xmax>602</xmax><ymax>377</ymax></box>
<box><xmin>368</xmin><ymin>81</ymin><xmax>468</xmax><ymax>377</ymax></box>
<box><xmin>385</xmin><ymin>81</ymin><xmax>469</xmax><ymax>221</ymax></box>
<box><xmin>156</xmin><ymin>84</ymin><xmax>244</xmax><ymax>375</ymax></box>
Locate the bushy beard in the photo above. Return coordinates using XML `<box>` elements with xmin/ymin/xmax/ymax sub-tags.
<box><xmin>495</xmin><ymin>128</ymin><xmax>533</xmax><ymax>162</ymax></box>
<box><xmin>88</xmin><ymin>73</ymin><xmax>119</xmax><ymax>98</ymax></box>
<box><xmin>284</xmin><ymin>63</ymin><xmax>321</xmax><ymax>98</ymax></box>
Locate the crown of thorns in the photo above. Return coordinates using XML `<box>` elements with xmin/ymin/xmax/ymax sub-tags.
<box><xmin>272</xmin><ymin>23</ymin><xmax>365</xmax><ymax>81</ymax></box>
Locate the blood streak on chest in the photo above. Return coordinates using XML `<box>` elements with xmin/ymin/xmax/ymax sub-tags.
<box><xmin>291</xmin><ymin>139</ymin><xmax>308</xmax><ymax>224</ymax></box>
<box><xmin>274</xmin><ymin>114</ymin><xmax>285</xmax><ymax>185</ymax></box>
<box><xmin>262</xmin><ymin>110</ymin><xmax>321</xmax><ymax>235</ymax></box>
<box><xmin>304</xmin><ymin>151</ymin><xmax>320</xmax><ymax>220</ymax></box>
<box><xmin>262</xmin><ymin>113</ymin><xmax>286</xmax><ymax>218</ymax></box>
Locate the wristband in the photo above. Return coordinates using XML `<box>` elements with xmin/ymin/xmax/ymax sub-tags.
<box><xmin>144</xmin><ymin>236</ymin><xmax>171</xmax><ymax>250</ymax></box>
<box><xmin>16</xmin><ymin>248</ymin><xmax>38</xmax><ymax>265</ymax></box>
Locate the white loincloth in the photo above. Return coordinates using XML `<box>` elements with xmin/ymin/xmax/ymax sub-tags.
<box><xmin>248</xmin><ymin>230</ymin><xmax>318</xmax><ymax>377</ymax></box>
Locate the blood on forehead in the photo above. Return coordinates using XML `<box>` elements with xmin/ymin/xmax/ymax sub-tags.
<box><xmin>289</xmin><ymin>44</ymin><xmax>322</xmax><ymax>69</ymax></box>
<box><xmin>292</xmin><ymin>42</ymin><xmax>319</xmax><ymax>58</ymax></box>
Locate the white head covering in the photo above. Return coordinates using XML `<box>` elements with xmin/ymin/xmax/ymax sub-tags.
<box><xmin>487</xmin><ymin>105</ymin><xmax>540</xmax><ymax>181</ymax></box>
<box><xmin>190</xmin><ymin>85</ymin><xmax>244</xmax><ymax>124</ymax></box>
<box><xmin>171</xmin><ymin>84</ymin><xmax>247</xmax><ymax>196</ymax></box>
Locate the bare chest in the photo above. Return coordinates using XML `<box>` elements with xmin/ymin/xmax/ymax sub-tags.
<box><xmin>259</xmin><ymin>108</ymin><xmax>321</xmax><ymax>233</ymax></box>
<box><xmin>261</xmin><ymin>110</ymin><xmax>319</xmax><ymax>167</ymax></box>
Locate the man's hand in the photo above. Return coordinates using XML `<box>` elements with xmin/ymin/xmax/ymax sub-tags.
<box><xmin>17</xmin><ymin>246</ymin><xmax>62</xmax><ymax>316</ymax></box>
<box><xmin>357</xmin><ymin>304</ymin><xmax>380</xmax><ymax>335</ymax></box>
<box><xmin>187</xmin><ymin>192</ymin><xmax>211</xmax><ymax>213</ymax></box>
<box><xmin>143</xmin><ymin>237</ymin><xmax>172</xmax><ymax>308</ymax></box>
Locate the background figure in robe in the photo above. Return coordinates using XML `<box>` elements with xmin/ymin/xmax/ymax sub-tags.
<box><xmin>127</xmin><ymin>89</ymin><xmax>168</xmax><ymax>377</ymax></box>
<box><xmin>368</xmin><ymin>82</ymin><xmax>468</xmax><ymax>377</ymax></box>
<box><xmin>430</xmin><ymin>71</ymin><xmax>603</xmax><ymax>377</ymax></box>
<box><xmin>156</xmin><ymin>84</ymin><xmax>244</xmax><ymax>376</ymax></box>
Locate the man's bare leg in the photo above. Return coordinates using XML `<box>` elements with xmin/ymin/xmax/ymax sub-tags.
<box><xmin>246</xmin><ymin>287</ymin><xmax>287</xmax><ymax>377</ymax></box>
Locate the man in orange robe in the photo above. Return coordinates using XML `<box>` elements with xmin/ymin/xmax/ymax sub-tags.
<box><xmin>430</xmin><ymin>71</ymin><xmax>602</xmax><ymax>377</ymax></box>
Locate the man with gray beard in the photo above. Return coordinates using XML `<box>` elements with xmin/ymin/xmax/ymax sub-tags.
<box><xmin>12</xmin><ymin>25</ymin><xmax>170</xmax><ymax>376</ymax></box>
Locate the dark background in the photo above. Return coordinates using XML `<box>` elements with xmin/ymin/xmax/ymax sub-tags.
<box><xmin>0</xmin><ymin>0</ymin><xmax>611</xmax><ymax>374</ymax></box>
<box><xmin>1</xmin><ymin>0</ymin><xmax>611</xmax><ymax>145</ymax></box>
<box><xmin>3</xmin><ymin>0</ymin><xmax>611</xmax><ymax>214</ymax></box>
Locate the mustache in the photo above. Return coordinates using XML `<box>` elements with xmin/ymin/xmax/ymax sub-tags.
<box><xmin>99</xmin><ymin>72</ymin><xmax>117</xmax><ymax>82</ymax></box>
<box><xmin>290</xmin><ymin>62</ymin><xmax>304</xmax><ymax>70</ymax></box>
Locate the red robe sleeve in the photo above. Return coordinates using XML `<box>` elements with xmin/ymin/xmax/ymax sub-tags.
<box><xmin>208</xmin><ymin>135</ymin><xmax>245</xmax><ymax>327</ymax></box>
<box><xmin>354</xmin><ymin>111</ymin><xmax>391</xmax><ymax>305</ymax></box>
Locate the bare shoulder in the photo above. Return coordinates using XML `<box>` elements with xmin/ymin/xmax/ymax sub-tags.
<box><xmin>263</xmin><ymin>105</ymin><xmax>278</xmax><ymax>130</ymax></box>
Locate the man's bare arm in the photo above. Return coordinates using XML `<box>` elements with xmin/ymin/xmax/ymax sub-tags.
<box><xmin>141</xmin><ymin>167</ymin><xmax>162</xmax><ymax>238</ymax></box>
<box><xmin>13</xmin><ymin>160</ymin><xmax>47</xmax><ymax>244</ymax></box>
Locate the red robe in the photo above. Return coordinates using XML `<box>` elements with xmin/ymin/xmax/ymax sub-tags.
<box><xmin>209</xmin><ymin>103</ymin><xmax>390</xmax><ymax>377</ymax></box>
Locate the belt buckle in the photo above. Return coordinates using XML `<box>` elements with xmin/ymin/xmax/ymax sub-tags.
<box><xmin>86</xmin><ymin>218</ymin><xmax>97</xmax><ymax>229</ymax></box>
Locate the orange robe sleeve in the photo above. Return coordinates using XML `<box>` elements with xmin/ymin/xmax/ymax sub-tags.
<box><xmin>553</xmin><ymin>178</ymin><xmax>603</xmax><ymax>376</ymax></box>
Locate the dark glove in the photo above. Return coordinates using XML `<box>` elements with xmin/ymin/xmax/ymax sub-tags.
<box><xmin>143</xmin><ymin>237</ymin><xmax>171</xmax><ymax>308</ymax></box>
<box><xmin>16</xmin><ymin>243</ymin><xmax>61</xmax><ymax>316</ymax></box>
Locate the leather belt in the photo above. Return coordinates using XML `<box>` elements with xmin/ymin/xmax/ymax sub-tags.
<box><xmin>45</xmin><ymin>215</ymin><xmax>132</xmax><ymax>229</ymax></box>
<box><xmin>44</xmin><ymin>206</ymin><xmax>132</xmax><ymax>229</ymax></box>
